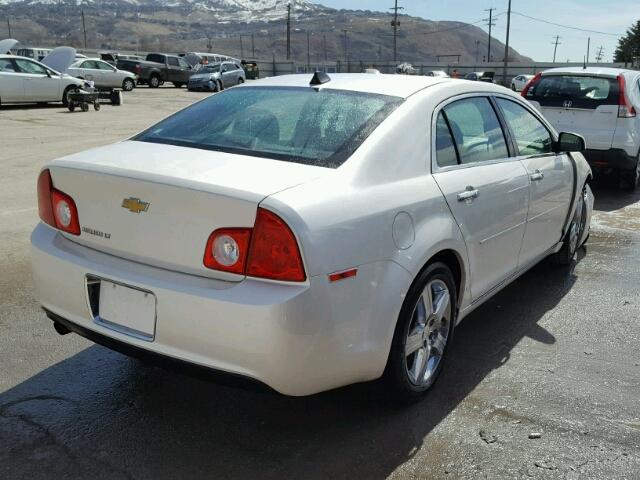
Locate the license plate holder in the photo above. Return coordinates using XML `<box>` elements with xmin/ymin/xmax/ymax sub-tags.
<box><xmin>97</xmin><ymin>280</ymin><xmax>156</xmax><ymax>341</ymax></box>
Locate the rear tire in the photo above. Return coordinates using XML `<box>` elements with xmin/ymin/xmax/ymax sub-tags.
<box><xmin>619</xmin><ymin>157</ymin><xmax>640</xmax><ymax>191</ymax></box>
<box><xmin>173</xmin><ymin>82</ymin><xmax>183</xmax><ymax>88</ymax></box>
<box><xmin>383</xmin><ymin>262</ymin><xmax>457</xmax><ymax>403</ymax></box>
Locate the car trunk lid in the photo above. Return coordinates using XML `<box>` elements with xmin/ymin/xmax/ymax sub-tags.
<box><xmin>48</xmin><ymin>141</ymin><xmax>327</xmax><ymax>281</ymax></box>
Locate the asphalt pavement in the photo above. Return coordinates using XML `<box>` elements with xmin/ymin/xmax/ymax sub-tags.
<box><xmin>1</xmin><ymin>87</ymin><xmax>639</xmax><ymax>479</ymax></box>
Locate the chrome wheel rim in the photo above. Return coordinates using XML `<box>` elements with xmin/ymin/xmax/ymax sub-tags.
<box><xmin>405</xmin><ymin>279</ymin><xmax>451</xmax><ymax>387</ymax></box>
<box><xmin>568</xmin><ymin>189</ymin><xmax>586</xmax><ymax>255</ymax></box>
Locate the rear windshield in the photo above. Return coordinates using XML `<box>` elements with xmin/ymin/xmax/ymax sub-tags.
<box><xmin>525</xmin><ymin>75</ymin><xmax>619</xmax><ymax>109</ymax></box>
<box><xmin>134</xmin><ymin>86</ymin><xmax>402</xmax><ymax>168</ymax></box>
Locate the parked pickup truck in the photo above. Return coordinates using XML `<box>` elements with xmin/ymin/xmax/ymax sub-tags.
<box><xmin>116</xmin><ymin>53</ymin><xmax>193</xmax><ymax>88</ymax></box>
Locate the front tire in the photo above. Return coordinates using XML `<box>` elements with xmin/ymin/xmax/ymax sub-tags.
<box><xmin>122</xmin><ymin>78</ymin><xmax>135</xmax><ymax>91</ymax></box>
<box><xmin>553</xmin><ymin>185</ymin><xmax>588</xmax><ymax>265</ymax></box>
<box><xmin>384</xmin><ymin>262</ymin><xmax>457</xmax><ymax>402</ymax></box>
<box><xmin>148</xmin><ymin>75</ymin><xmax>161</xmax><ymax>88</ymax></box>
<box><xmin>62</xmin><ymin>85</ymin><xmax>78</xmax><ymax>107</ymax></box>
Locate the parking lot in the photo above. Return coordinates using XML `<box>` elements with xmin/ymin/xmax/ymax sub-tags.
<box><xmin>1</xmin><ymin>87</ymin><xmax>639</xmax><ymax>479</ymax></box>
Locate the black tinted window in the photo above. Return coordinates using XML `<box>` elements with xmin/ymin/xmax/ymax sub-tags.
<box><xmin>135</xmin><ymin>87</ymin><xmax>402</xmax><ymax>168</ymax></box>
<box><xmin>442</xmin><ymin>97</ymin><xmax>509</xmax><ymax>164</ymax></box>
<box><xmin>525</xmin><ymin>75</ymin><xmax>619</xmax><ymax>109</ymax></box>
<box><xmin>146</xmin><ymin>54</ymin><xmax>164</xmax><ymax>64</ymax></box>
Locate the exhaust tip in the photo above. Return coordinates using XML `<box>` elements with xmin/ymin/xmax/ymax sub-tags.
<box><xmin>53</xmin><ymin>321</ymin><xmax>71</xmax><ymax>336</ymax></box>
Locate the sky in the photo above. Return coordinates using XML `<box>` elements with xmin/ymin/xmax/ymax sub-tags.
<box><xmin>317</xmin><ymin>0</ymin><xmax>636</xmax><ymax>62</ymax></box>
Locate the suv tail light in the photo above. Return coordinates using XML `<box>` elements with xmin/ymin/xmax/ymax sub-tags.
<box><xmin>617</xmin><ymin>75</ymin><xmax>636</xmax><ymax>118</ymax></box>
<box><xmin>521</xmin><ymin>72</ymin><xmax>541</xmax><ymax>97</ymax></box>
<box><xmin>37</xmin><ymin>169</ymin><xmax>81</xmax><ymax>235</ymax></box>
<box><xmin>203</xmin><ymin>208</ymin><xmax>306</xmax><ymax>282</ymax></box>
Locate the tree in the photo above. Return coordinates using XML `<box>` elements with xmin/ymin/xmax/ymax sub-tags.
<box><xmin>614</xmin><ymin>20</ymin><xmax>640</xmax><ymax>64</ymax></box>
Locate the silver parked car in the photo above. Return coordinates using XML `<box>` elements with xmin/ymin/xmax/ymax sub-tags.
<box><xmin>188</xmin><ymin>61</ymin><xmax>245</xmax><ymax>92</ymax></box>
<box><xmin>67</xmin><ymin>59</ymin><xmax>137</xmax><ymax>91</ymax></box>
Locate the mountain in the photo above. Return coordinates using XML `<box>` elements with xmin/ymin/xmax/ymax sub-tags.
<box><xmin>0</xmin><ymin>0</ymin><xmax>532</xmax><ymax>63</ymax></box>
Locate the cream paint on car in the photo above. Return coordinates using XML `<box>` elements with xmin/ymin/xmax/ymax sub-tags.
<box><xmin>31</xmin><ymin>74</ymin><xmax>592</xmax><ymax>395</ymax></box>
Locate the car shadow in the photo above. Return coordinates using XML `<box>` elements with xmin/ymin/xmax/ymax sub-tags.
<box><xmin>591</xmin><ymin>175</ymin><xmax>640</xmax><ymax>212</ymax></box>
<box><xmin>0</xmin><ymin>103</ymin><xmax>64</xmax><ymax>111</ymax></box>
<box><xmin>0</xmin><ymin>259</ymin><xmax>580</xmax><ymax>479</ymax></box>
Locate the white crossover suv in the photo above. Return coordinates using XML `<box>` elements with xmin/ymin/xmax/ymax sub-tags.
<box><xmin>31</xmin><ymin>73</ymin><xmax>593</xmax><ymax>399</ymax></box>
<box><xmin>523</xmin><ymin>67</ymin><xmax>640</xmax><ymax>189</ymax></box>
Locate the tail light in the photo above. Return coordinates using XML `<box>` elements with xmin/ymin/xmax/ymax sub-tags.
<box><xmin>521</xmin><ymin>72</ymin><xmax>541</xmax><ymax>97</ymax></box>
<box><xmin>203</xmin><ymin>208</ymin><xmax>306</xmax><ymax>282</ymax></box>
<box><xmin>135</xmin><ymin>64</ymin><xmax>141</xmax><ymax>75</ymax></box>
<box><xmin>617</xmin><ymin>75</ymin><xmax>636</xmax><ymax>118</ymax></box>
<box><xmin>37</xmin><ymin>169</ymin><xmax>81</xmax><ymax>235</ymax></box>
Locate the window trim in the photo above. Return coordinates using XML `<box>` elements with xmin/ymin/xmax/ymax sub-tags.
<box><xmin>430</xmin><ymin>93</ymin><xmax>514</xmax><ymax>173</ymax></box>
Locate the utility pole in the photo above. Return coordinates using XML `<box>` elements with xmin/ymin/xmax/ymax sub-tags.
<box><xmin>552</xmin><ymin>35</ymin><xmax>561</xmax><ymax>63</ymax></box>
<box><xmin>286</xmin><ymin>3</ymin><xmax>291</xmax><ymax>60</ymax></box>
<box><xmin>306</xmin><ymin>31</ymin><xmax>311</xmax><ymax>72</ymax></box>
<box><xmin>6</xmin><ymin>17</ymin><xmax>11</xmax><ymax>38</ymax></box>
<box><xmin>595</xmin><ymin>46</ymin><xmax>604</xmax><ymax>63</ymax></box>
<box><xmin>502</xmin><ymin>0</ymin><xmax>511</xmax><ymax>87</ymax></box>
<box><xmin>251</xmin><ymin>33</ymin><xmax>255</xmax><ymax>58</ymax></box>
<box><xmin>484</xmin><ymin>8</ymin><xmax>496</xmax><ymax>62</ymax></box>
<box><xmin>389</xmin><ymin>0</ymin><xmax>404</xmax><ymax>64</ymax></box>
<box><xmin>342</xmin><ymin>29</ymin><xmax>349</xmax><ymax>69</ymax></box>
<box><xmin>240</xmin><ymin>35</ymin><xmax>244</xmax><ymax>58</ymax></box>
<box><xmin>586</xmin><ymin>37</ymin><xmax>590</xmax><ymax>65</ymax></box>
<box><xmin>323</xmin><ymin>33</ymin><xmax>327</xmax><ymax>61</ymax></box>
<box><xmin>81</xmin><ymin>9</ymin><xmax>87</xmax><ymax>49</ymax></box>
<box><xmin>475</xmin><ymin>39</ymin><xmax>480</xmax><ymax>63</ymax></box>
<box><xmin>206</xmin><ymin>36</ymin><xmax>213</xmax><ymax>53</ymax></box>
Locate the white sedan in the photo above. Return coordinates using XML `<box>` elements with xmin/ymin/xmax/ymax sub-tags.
<box><xmin>0</xmin><ymin>54</ymin><xmax>83</xmax><ymax>106</ymax></box>
<box><xmin>67</xmin><ymin>58</ymin><xmax>137</xmax><ymax>91</ymax></box>
<box><xmin>31</xmin><ymin>73</ymin><xmax>593</xmax><ymax>399</ymax></box>
<box><xmin>511</xmin><ymin>74</ymin><xmax>535</xmax><ymax>92</ymax></box>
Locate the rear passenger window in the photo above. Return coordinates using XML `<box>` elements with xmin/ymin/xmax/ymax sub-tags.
<box><xmin>442</xmin><ymin>97</ymin><xmax>509</xmax><ymax>165</ymax></box>
<box><xmin>496</xmin><ymin>99</ymin><xmax>553</xmax><ymax>156</ymax></box>
<box><xmin>435</xmin><ymin>113</ymin><xmax>458</xmax><ymax>167</ymax></box>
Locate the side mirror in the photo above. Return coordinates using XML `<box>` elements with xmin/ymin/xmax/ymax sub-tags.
<box><xmin>554</xmin><ymin>132</ymin><xmax>586</xmax><ymax>153</ymax></box>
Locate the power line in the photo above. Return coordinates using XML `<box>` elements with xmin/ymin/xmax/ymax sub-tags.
<box><xmin>484</xmin><ymin>8</ymin><xmax>496</xmax><ymax>62</ymax></box>
<box><xmin>511</xmin><ymin>11</ymin><xmax>622</xmax><ymax>37</ymax></box>
<box><xmin>552</xmin><ymin>35</ymin><xmax>561</xmax><ymax>63</ymax></box>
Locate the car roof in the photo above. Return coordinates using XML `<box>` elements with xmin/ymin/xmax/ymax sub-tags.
<box><xmin>541</xmin><ymin>66</ymin><xmax>636</xmax><ymax>77</ymax></box>
<box><xmin>247</xmin><ymin>73</ymin><xmax>451</xmax><ymax>99</ymax></box>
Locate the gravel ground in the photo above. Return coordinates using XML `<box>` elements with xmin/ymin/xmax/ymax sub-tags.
<box><xmin>1</xmin><ymin>86</ymin><xmax>639</xmax><ymax>480</ymax></box>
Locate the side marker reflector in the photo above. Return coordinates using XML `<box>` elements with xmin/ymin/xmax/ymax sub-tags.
<box><xmin>328</xmin><ymin>268</ymin><xmax>358</xmax><ymax>283</ymax></box>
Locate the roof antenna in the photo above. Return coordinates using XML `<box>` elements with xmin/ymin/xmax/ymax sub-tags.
<box><xmin>310</xmin><ymin>71</ymin><xmax>331</xmax><ymax>86</ymax></box>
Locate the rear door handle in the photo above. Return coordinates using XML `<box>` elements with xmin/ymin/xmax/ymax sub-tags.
<box><xmin>530</xmin><ymin>170</ymin><xmax>544</xmax><ymax>181</ymax></box>
<box><xmin>457</xmin><ymin>187</ymin><xmax>479</xmax><ymax>202</ymax></box>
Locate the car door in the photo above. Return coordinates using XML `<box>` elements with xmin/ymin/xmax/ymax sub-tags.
<box><xmin>166</xmin><ymin>57</ymin><xmax>182</xmax><ymax>82</ymax></box>
<box><xmin>95</xmin><ymin>60</ymin><xmax>118</xmax><ymax>87</ymax></box>
<box><xmin>221</xmin><ymin>63</ymin><xmax>235</xmax><ymax>86</ymax></box>
<box><xmin>495</xmin><ymin>97</ymin><xmax>574</xmax><ymax>266</ymax></box>
<box><xmin>177</xmin><ymin>57</ymin><xmax>192</xmax><ymax>82</ymax></box>
<box><xmin>81</xmin><ymin>60</ymin><xmax>104</xmax><ymax>85</ymax></box>
<box><xmin>432</xmin><ymin>96</ymin><xmax>530</xmax><ymax>300</ymax></box>
<box><xmin>0</xmin><ymin>58</ymin><xmax>24</xmax><ymax>102</ymax></box>
<box><xmin>13</xmin><ymin>58</ymin><xmax>60</xmax><ymax>102</ymax></box>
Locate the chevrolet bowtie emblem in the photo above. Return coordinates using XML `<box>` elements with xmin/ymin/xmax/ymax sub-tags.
<box><xmin>121</xmin><ymin>197</ymin><xmax>150</xmax><ymax>214</ymax></box>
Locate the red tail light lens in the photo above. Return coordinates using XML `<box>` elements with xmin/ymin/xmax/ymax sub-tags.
<box><xmin>203</xmin><ymin>208</ymin><xmax>306</xmax><ymax>282</ymax></box>
<box><xmin>521</xmin><ymin>72</ymin><xmax>542</xmax><ymax>97</ymax></box>
<box><xmin>203</xmin><ymin>228</ymin><xmax>252</xmax><ymax>274</ymax></box>
<box><xmin>37</xmin><ymin>169</ymin><xmax>81</xmax><ymax>235</ymax></box>
<box><xmin>247</xmin><ymin>208</ymin><xmax>306</xmax><ymax>282</ymax></box>
<box><xmin>617</xmin><ymin>75</ymin><xmax>636</xmax><ymax>118</ymax></box>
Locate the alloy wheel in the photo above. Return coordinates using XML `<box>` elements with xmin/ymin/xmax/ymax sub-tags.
<box><xmin>404</xmin><ymin>279</ymin><xmax>451</xmax><ymax>388</ymax></box>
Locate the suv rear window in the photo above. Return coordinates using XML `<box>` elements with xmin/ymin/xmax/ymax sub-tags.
<box><xmin>525</xmin><ymin>75</ymin><xmax>619</xmax><ymax>109</ymax></box>
<box><xmin>134</xmin><ymin>87</ymin><xmax>402</xmax><ymax>168</ymax></box>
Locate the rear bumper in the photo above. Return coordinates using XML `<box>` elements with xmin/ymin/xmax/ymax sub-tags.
<box><xmin>582</xmin><ymin>148</ymin><xmax>638</xmax><ymax>171</ymax></box>
<box><xmin>31</xmin><ymin>223</ymin><xmax>410</xmax><ymax>396</ymax></box>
